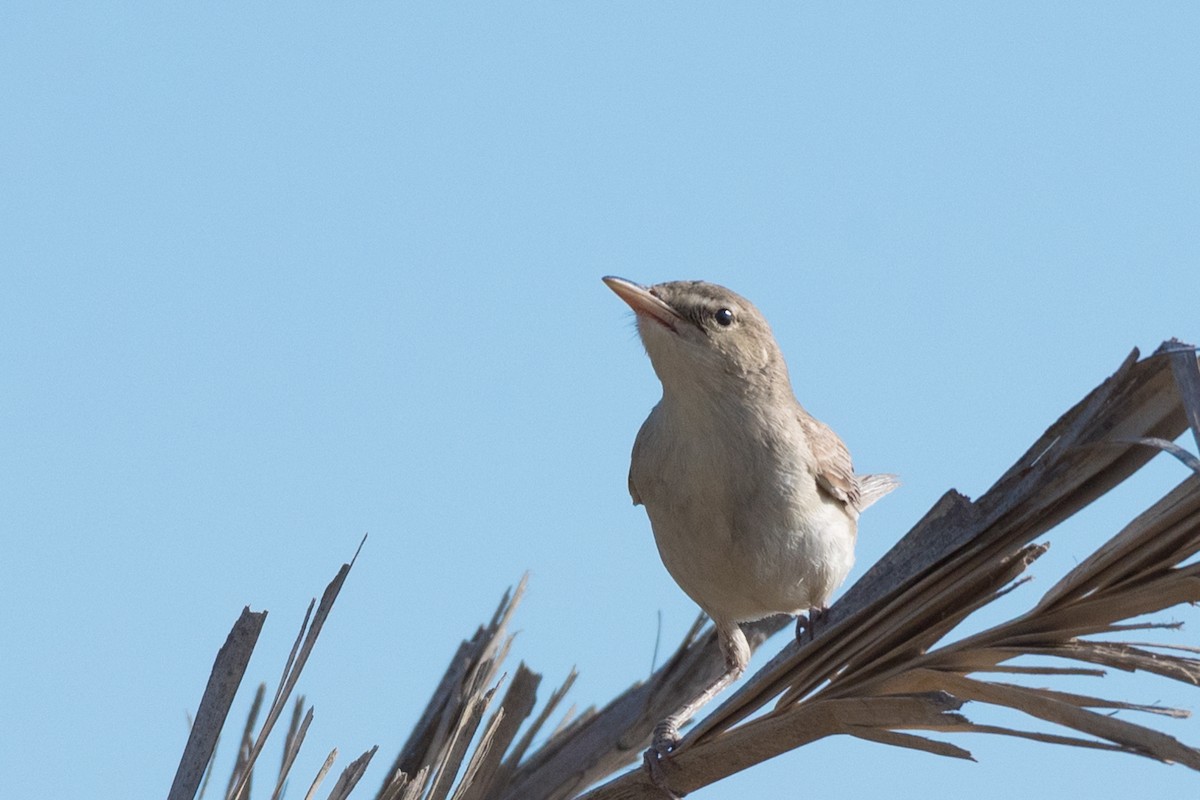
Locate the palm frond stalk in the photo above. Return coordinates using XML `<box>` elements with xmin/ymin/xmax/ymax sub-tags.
<box><xmin>173</xmin><ymin>339</ymin><xmax>1200</xmax><ymax>800</ymax></box>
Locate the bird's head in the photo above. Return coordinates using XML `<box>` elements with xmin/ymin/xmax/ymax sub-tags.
<box><xmin>603</xmin><ymin>276</ymin><xmax>790</xmax><ymax>398</ymax></box>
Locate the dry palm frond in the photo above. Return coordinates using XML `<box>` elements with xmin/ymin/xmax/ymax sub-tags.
<box><xmin>578</xmin><ymin>339</ymin><xmax>1200</xmax><ymax>798</ymax></box>
<box><xmin>172</xmin><ymin>608</ymin><xmax>265</xmax><ymax>800</ymax></box>
<box><xmin>173</xmin><ymin>340</ymin><xmax>1200</xmax><ymax>800</ymax></box>
<box><xmin>170</xmin><ymin>537</ymin><xmax>364</xmax><ymax>800</ymax></box>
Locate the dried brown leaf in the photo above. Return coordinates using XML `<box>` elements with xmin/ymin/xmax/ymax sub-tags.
<box><xmin>847</xmin><ymin>727</ymin><xmax>975</xmax><ymax>760</ymax></box>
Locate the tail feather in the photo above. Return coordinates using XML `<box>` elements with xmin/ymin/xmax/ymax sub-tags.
<box><xmin>857</xmin><ymin>473</ymin><xmax>900</xmax><ymax>511</ymax></box>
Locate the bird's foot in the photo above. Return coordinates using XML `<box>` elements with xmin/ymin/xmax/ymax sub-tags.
<box><xmin>642</xmin><ymin>717</ymin><xmax>683</xmax><ymax>798</ymax></box>
<box><xmin>795</xmin><ymin>605</ymin><xmax>829</xmax><ymax>644</ymax></box>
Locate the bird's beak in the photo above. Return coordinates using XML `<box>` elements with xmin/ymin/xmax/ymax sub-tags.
<box><xmin>602</xmin><ymin>276</ymin><xmax>682</xmax><ymax>332</ymax></box>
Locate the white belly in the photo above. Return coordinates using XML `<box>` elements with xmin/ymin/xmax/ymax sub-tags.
<box><xmin>647</xmin><ymin>486</ymin><xmax>856</xmax><ymax>623</ymax></box>
<box><xmin>632</xmin><ymin>404</ymin><xmax>858</xmax><ymax>624</ymax></box>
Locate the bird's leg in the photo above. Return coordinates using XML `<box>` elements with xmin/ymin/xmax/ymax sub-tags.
<box><xmin>644</xmin><ymin>621</ymin><xmax>750</xmax><ymax>796</ymax></box>
<box><xmin>794</xmin><ymin>605</ymin><xmax>829</xmax><ymax>644</ymax></box>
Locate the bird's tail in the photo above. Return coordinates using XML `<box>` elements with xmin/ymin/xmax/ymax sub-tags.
<box><xmin>858</xmin><ymin>473</ymin><xmax>900</xmax><ymax>511</ymax></box>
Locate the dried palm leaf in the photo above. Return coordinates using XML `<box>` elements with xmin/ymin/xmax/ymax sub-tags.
<box><xmin>173</xmin><ymin>340</ymin><xmax>1200</xmax><ymax>800</ymax></box>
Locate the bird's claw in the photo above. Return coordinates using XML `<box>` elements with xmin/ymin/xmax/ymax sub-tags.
<box><xmin>795</xmin><ymin>605</ymin><xmax>829</xmax><ymax>644</ymax></box>
<box><xmin>643</xmin><ymin>718</ymin><xmax>683</xmax><ymax>798</ymax></box>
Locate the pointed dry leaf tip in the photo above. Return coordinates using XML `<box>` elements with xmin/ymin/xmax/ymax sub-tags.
<box><xmin>302</xmin><ymin>749</ymin><xmax>338</xmax><ymax>800</ymax></box>
<box><xmin>848</xmin><ymin>727</ymin><xmax>976</xmax><ymax>761</ymax></box>
<box><xmin>352</xmin><ymin>532</ymin><xmax>368</xmax><ymax>567</ymax></box>
<box><xmin>248</xmin><ymin>551</ymin><xmax>359</xmax><ymax>791</ymax></box>
<box><xmin>326</xmin><ymin>746</ymin><xmax>379</xmax><ymax>800</ymax></box>
<box><xmin>188</xmin><ymin>556</ymin><xmax>356</xmax><ymax>800</ymax></box>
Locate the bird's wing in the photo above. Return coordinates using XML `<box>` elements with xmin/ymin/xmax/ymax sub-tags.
<box><xmin>627</xmin><ymin>405</ymin><xmax>662</xmax><ymax>507</ymax></box>
<box><xmin>628</xmin><ymin>423</ymin><xmax>646</xmax><ymax>506</ymax></box>
<box><xmin>799</xmin><ymin>413</ymin><xmax>862</xmax><ymax>511</ymax></box>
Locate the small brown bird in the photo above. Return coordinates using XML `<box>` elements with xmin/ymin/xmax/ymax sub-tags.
<box><xmin>603</xmin><ymin>276</ymin><xmax>897</xmax><ymax>770</ymax></box>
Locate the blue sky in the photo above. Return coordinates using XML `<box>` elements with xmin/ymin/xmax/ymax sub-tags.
<box><xmin>2</xmin><ymin>4</ymin><xmax>1199</xmax><ymax>799</ymax></box>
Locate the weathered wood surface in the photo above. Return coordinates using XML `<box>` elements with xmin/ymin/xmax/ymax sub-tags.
<box><xmin>168</xmin><ymin>607</ymin><xmax>266</xmax><ymax>800</ymax></box>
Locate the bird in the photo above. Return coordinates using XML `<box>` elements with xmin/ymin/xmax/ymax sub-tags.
<box><xmin>602</xmin><ymin>275</ymin><xmax>897</xmax><ymax>780</ymax></box>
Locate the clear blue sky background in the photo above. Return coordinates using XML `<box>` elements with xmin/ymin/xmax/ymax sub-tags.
<box><xmin>3</xmin><ymin>4</ymin><xmax>1199</xmax><ymax>799</ymax></box>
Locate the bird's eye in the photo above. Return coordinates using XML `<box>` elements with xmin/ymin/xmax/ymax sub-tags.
<box><xmin>714</xmin><ymin>308</ymin><xmax>735</xmax><ymax>327</ymax></box>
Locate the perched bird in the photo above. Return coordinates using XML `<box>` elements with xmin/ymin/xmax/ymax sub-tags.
<box><xmin>602</xmin><ymin>276</ymin><xmax>897</xmax><ymax>769</ymax></box>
